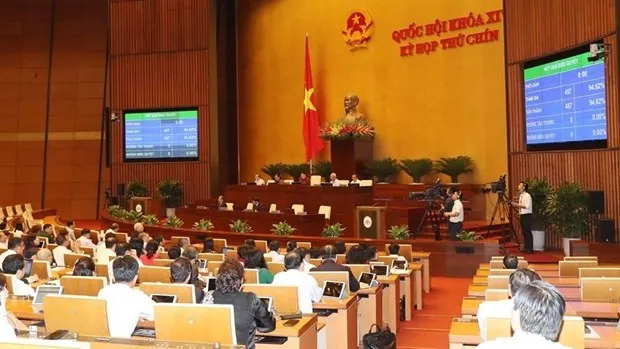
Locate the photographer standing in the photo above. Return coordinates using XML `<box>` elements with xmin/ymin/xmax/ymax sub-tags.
<box><xmin>443</xmin><ymin>190</ymin><xmax>463</xmax><ymax>240</ymax></box>
<box><xmin>512</xmin><ymin>182</ymin><xmax>533</xmax><ymax>253</ymax></box>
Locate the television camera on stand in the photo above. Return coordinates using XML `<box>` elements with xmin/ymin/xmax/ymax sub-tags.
<box><xmin>408</xmin><ymin>179</ymin><xmax>447</xmax><ymax>241</ymax></box>
<box><xmin>481</xmin><ymin>174</ymin><xmax>521</xmax><ymax>252</ymax></box>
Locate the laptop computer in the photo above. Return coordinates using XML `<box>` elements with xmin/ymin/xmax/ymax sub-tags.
<box><xmin>321</xmin><ymin>281</ymin><xmax>346</xmax><ymax>300</ymax></box>
<box><xmin>150</xmin><ymin>294</ymin><xmax>177</xmax><ymax>303</ymax></box>
<box><xmin>358</xmin><ymin>272</ymin><xmax>377</xmax><ymax>289</ymax></box>
<box><xmin>259</xmin><ymin>296</ymin><xmax>273</xmax><ymax>312</ymax></box>
<box><xmin>390</xmin><ymin>260</ymin><xmax>409</xmax><ymax>274</ymax></box>
<box><xmin>371</xmin><ymin>264</ymin><xmax>389</xmax><ymax>277</ymax></box>
<box><xmin>31</xmin><ymin>285</ymin><xmax>63</xmax><ymax>312</ymax></box>
<box><xmin>23</xmin><ymin>259</ymin><xmax>34</xmax><ymax>278</ymax></box>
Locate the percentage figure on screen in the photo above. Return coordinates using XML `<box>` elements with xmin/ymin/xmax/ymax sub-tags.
<box><xmin>591</xmin><ymin>113</ymin><xmax>605</xmax><ymax>121</ymax></box>
<box><xmin>588</xmin><ymin>98</ymin><xmax>605</xmax><ymax>106</ymax></box>
<box><xmin>592</xmin><ymin>128</ymin><xmax>607</xmax><ymax>136</ymax></box>
<box><xmin>564</xmin><ymin>102</ymin><xmax>573</xmax><ymax>110</ymax></box>
<box><xmin>588</xmin><ymin>82</ymin><xmax>605</xmax><ymax>91</ymax></box>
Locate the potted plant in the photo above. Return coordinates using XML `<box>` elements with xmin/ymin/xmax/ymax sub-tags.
<box><xmin>546</xmin><ymin>181</ymin><xmax>589</xmax><ymax>256</ymax></box>
<box><xmin>157</xmin><ymin>180</ymin><xmax>184</xmax><ymax>217</ymax></box>
<box><xmin>312</xmin><ymin>161</ymin><xmax>332</xmax><ymax>182</ymax></box>
<box><xmin>456</xmin><ymin>230</ymin><xmax>479</xmax><ymax>241</ymax></box>
<box><xmin>229</xmin><ymin>219</ymin><xmax>253</xmax><ymax>233</ymax></box>
<box><xmin>162</xmin><ymin>216</ymin><xmax>184</xmax><ymax>228</ymax></box>
<box><xmin>388</xmin><ymin>225</ymin><xmax>411</xmax><ymax>240</ymax></box>
<box><xmin>400</xmin><ymin>158</ymin><xmax>433</xmax><ymax>184</ymax></box>
<box><xmin>527</xmin><ymin>177</ymin><xmax>553</xmax><ymax>251</ymax></box>
<box><xmin>322</xmin><ymin>223</ymin><xmax>346</xmax><ymax>238</ymax></box>
<box><xmin>271</xmin><ymin>221</ymin><xmax>297</xmax><ymax>236</ymax></box>
<box><xmin>126</xmin><ymin>181</ymin><xmax>148</xmax><ymax>199</ymax></box>
<box><xmin>125</xmin><ymin>210</ymin><xmax>143</xmax><ymax>222</ymax></box>
<box><xmin>193</xmin><ymin>219</ymin><xmax>215</xmax><ymax>231</ymax></box>
<box><xmin>284</xmin><ymin>163</ymin><xmax>310</xmax><ymax>181</ymax></box>
<box><xmin>261</xmin><ymin>163</ymin><xmax>285</xmax><ymax>180</ymax></box>
<box><xmin>107</xmin><ymin>205</ymin><xmax>128</xmax><ymax>219</ymax></box>
<box><xmin>365</xmin><ymin>158</ymin><xmax>400</xmax><ymax>184</ymax></box>
<box><xmin>140</xmin><ymin>214</ymin><xmax>159</xmax><ymax>225</ymax></box>
<box><xmin>434</xmin><ymin>156</ymin><xmax>475</xmax><ymax>183</ymax></box>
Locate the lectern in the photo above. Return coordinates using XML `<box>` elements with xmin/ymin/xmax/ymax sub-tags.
<box><xmin>129</xmin><ymin>197</ymin><xmax>153</xmax><ymax>215</ymax></box>
<box><xmin>330</xmin><ymin>139</ymin><xmax>373</xmax><ymax>180</ymax></box>
<box><xmin>356</xmin><ymin>206</ymin><xmax>386</xmax><ymax>239</ymax></box>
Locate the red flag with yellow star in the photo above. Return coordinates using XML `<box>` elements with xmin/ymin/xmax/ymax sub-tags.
<box><xmin>303</xmin><ymin>35</ymin><xmax>323</xmax><ymax>162</ymax></box>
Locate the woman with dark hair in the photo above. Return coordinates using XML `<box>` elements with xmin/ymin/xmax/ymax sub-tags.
<box><xmin>286</xmin><ymin>241</ymin><xmax>297</xmax><ymax>253</ymax></box>
<box><xmin>243</xmin><ymin>248</ymin><xmax>273</xmax><ymax>284</ymax></box>
<box><xmin>345</xmin><ymin>244</ymin><xmax>368</xmax><ymax>264</ymax></box>
<box><xmin>72</xmin><ymin>257</ymin><xmax>96</xmax><ymax>276</ymax></box>
<box><xmin>130</xmin><ymin>238</ymin><xmax>145</xmax><ymax>258</ymax></box>
<box><xmin>205</xmin><ymin>259</ymin><xmax>275</xmax><ymax>348</ymax></box>
<box><xmin>140</xmin><ymin>240</ymin><xmax>160</xmax><ymax>265</ymax></box>
<box><xmin>202</xmin><ymin>237</ymin><xmax>215</xmax><ymax>253</ymax></box>
<box><xmin>23</xmin><ymin>234</ymin><xmax>40</xmax><ymax>259</ymax></box>
<box><xmin>237</xmin><ymin>244</ymin><xmax>251</xmax><ymax>265</ymax></box>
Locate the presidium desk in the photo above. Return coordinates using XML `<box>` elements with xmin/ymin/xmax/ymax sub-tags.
<box><xmin>212</xmin><ymin>184</ymin><xmax>374</xmax><ymax>237</ymax></box>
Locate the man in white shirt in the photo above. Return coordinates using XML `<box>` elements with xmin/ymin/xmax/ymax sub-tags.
<box><xmin>52</xmin><ymin>235</ymin><xmax>72</xmax><ymax>267</ymax></box>
<box><xmin>76</xmin><ymin>229</ymin><xmax>97</xmax><ymax>248</ymax></box>
<box><xmin>96</xmin><ymin>236</ymin><xmax>118</xmax><ymax>263</ymax></box>
<box><xmin>477</xmin><ymin>269</ymin><xmax>541</xmax><ymax>340</ymax></box>
<box><xmin>443</xmin><ymin>190</ymin><xmax>464</xmax><ymax>240</ymax></box>
<box><xmin>0</xmin><ymin>232</ymin><xmax>8</xmax><ymax>250</ymax></box>
<box><xmin>512</xmin><ymin>181</ymin><xmax>533</xmax><ymax>253</ymax></box>
<box><xmin>65</xmin><ymin>220</ymin><xmax>76</xmax><ymax>241</ymax></box>
<box><xmin>105</xmin><ymin>223</ymin><xmax>120</xmax><ymax>236</ymax></box>
<box><xmin>2</xmin><ymin>255</ymin><xmax>36</xmax><ymax>297</ymax></box>
<box><xmin>329</xmin><ymin>173</ymin><xmax>340</xmax><ymax>187</ymax></box>
<box><xmin>254</xmin><ymin>173</ymin><xmax>266</xmax><ymax>186</ymax></box>
<box><xmin>0</xmin><ymin>238</ymin><xmax>23</xmax><ymax>271</ymax></box>
<box><xmin>350</xmin><ymin>173</ymin><xmax>361</xmax><ymax>184</ymax></box>
<box><xmin>98</xmin><ymin>255</ymin><xmax>155</xmax><ymax>338</ymax></box>
<box><xmin>264</xmin><ymin>241</ymin><xmax>284</xmax><ymax>263</ymax></box>
<box><xmin>387</xmin><ymin>243</ymin><xmax>408</xmax><ymax>261</ymax></box>
<box><xmin>477</xmin><ymin>280</ymin><xmax>570</xmax><ymax>349</ymax></box>
<box><xmin>272</xmin><ymin>252</ymin><xmax>322</xmax><ymax>313</ymax></box>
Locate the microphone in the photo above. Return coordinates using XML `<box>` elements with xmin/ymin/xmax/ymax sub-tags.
<box><xmin>435</xmin><ymin>178</ymin><xmax>441</xmax><ymax>184</ymax></box>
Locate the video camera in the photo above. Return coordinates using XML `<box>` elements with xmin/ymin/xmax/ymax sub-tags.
<box><xmin>408</xmin><ymin>179</ymin><xmax>447</xmax><ymax>201</ymax></box>
<box><xmin>481</xmin><ymin>174</ymin><xmax>507</xmax><ymax>194</ymax></box>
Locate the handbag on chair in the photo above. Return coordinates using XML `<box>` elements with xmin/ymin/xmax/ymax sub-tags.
<box><xmin>362</xmin><ymin>323</ymin><xmax>396</xmax><ymax>349</ymax></box>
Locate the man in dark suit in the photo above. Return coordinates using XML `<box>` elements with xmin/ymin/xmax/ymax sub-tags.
<box><xmin>309</xmin><ymin>245</ymin><xmax>360</xmax><ymax>292</ymax></box>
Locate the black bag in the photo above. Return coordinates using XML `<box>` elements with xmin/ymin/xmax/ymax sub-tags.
<box><xmin>362</xmin><ymin>324</ymin><xmax>396</xmax><ymax>349</ymax></box>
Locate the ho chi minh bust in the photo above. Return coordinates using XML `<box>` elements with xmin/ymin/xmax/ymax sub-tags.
<box><xmin>343</xmin><ymin>94</ymin><xmax>366</xmax><ymax>122</ymax></box>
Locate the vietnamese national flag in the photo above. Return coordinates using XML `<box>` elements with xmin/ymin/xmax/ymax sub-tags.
<box><xmin>303</xmin><ymin>35</ymin><xmax>324</xmax><ymax>162</ymax></box>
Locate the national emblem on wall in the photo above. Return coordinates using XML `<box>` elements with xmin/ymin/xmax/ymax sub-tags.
<box><xmin>341</xmin><ymin>10</ymin><xmax>374</xmax><ymax>50</ymax></box>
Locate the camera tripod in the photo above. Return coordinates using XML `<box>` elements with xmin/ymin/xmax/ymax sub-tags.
<box><xmin>416</xmin><ymin>199</ymin><xmax>442</xmax><ymax>240</ymax></box>
<box><xmin>486</xmin><ymin>191</ymin><xmax>521</xmax><ymax>251</ymax></box>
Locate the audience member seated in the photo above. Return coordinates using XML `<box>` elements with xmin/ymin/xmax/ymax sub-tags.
<box><xmin>153</xmin><ymin>235</ymin><xmax>165</xmax><ymax>253</ymax></box>
<box><xmin>98</xmin><ymin>255</ymin><xmax>155</xmax><ymax>338</ymax></box>
<box><xmin>130</xmin><ymin>238</ymin><xmax>145</xmax><ymax>259</ymax></box>
<box><xmin>0</xmin><ymin>232</ymin><xmax>8</xmax><ymax>250</ymax></box>
<box><xmin>140</xmin><ymin>241</ymin><xmax>160</xmax><ymax>266</ymax></box>
<box><xmin>170</xmin><ymin>257</ymin><xmax>205</xmax><ymax>303</ymax></box>
<box><xmin>77</xmin><ymin>228</ymin><xmax>96</xmax><ymax>248</ymax></box>
<box><xmin>39</xmin><ymin>224</ymin><xmax>55</xmax><ymax>244</ymax></box>
<box><xmin>167</xmin><ymin>246</ymin><xmax>182</xmax><ymax>260</ymax></box>
<box><xmin>244</xmin><ymin>239</ymin><xmax>256</xmax><ymax>247</ymax></box>
<box><xmin>12</xmin><ymin>223</ymin><xmax>24</xmax><ymax>238</ymax></box>
<box><xmin>350</xmin><ymin>173</ymin><xmax>360</xmax><ymax>184</ymax></box>
<box><xmin>35</xmin><ymin>248</ymin><xmax>54</xmax><ymax>266</ymax></box>
<box><xmin>131</xmin><ymin>223</ymin><xmax>144</xmax><ymax>241</ymax></box>
<box><xmin>177</xmin><ymin>237</ymin><xmax>190</xmax><ymax>253</ymax></box>
<box><xmin>345</xmin><ymin>245</ymin><xmax>368</xmax><ymax>264</ymax></box>
<box><xmin>310</xmin><ymin>245</ymin><xmax>360</xmax><ymax>292</ymax></box>
<box><xmin>23</xmin><ymin>234</ymin><xmax>40</xmax><ymax>260</ymax></box>
<box><xmin>264</xmin><ymin>241</ymin><xmax>284</xmax><ymax>263</ymax></box>
<box><xmin>29</xmin><ymin>224</ymin><xmax>42</xmax><ymax>237</ymax></box>
<box><xmin>273</xmin><ymin>173</ymin><xmax>283</xmax><ymax>184</ymax></box>
<box><xmin>115</xmin><ymin>242</ymin><xmax>143</xmax><ymax>266</ymax></box>
<box><xmin>364</xmin><ymin>245</ymin><xmax>378</xmax><ymax>262</ymax></box>
<box><xmin>72</xmin><ymin>257</ymin><xmax>96</xmax><ymax>277</ymax></box>
<box><xmin>272</xmin><ymin>252</ymin><xmax>322</xmax><ymax>313</ymax></box>
<box><xmin>298</xmin><ymin>172</ymin><xmax>308</xmax><ymax>184</ymax></box>
<box><xmin>0</xmin><ymin>274</ymin><xmax>24</xmax><ymax>340</ymax></box>
<box><xmin>217</xmin><ymin>195</ymin><xmax>227</xmax><ymax>208</ymax></box>
<box><xmin>65</xmin><ymin>220</ymin><xmax>76</xmax><ymax>241</ymax></box>
<box><xmin>334</xmin><ymin>241</ymin><xmax>346</xmax><ymax>255</ymax></box>
<box><xmin>503</xmin><ymin>254</ymin><xmax>519</xmax><ymax>269</ymax></box>
<box><xmin>204</xmin><ymin>259</ymin><xmax>275</xmax><ymax>348</ymax></box>
<box><xmin>477</xmin><ymin>280</ymin><xmax>569</xmax><ymax>349</ymax></box>
<box><xmin>237</xmin><ymin>244</ymin><xmax>251</xmax><ymax>265</ymax></box>
<box><xmin>0</xmin><ymin>238</ymin><xmax>23</xmax><ymax>269</ymax></box>
<box><xmin>182</xmin><ymin>246</ymin><xmax>199</xmax><ymax>262</ymax></box>
<box><xmin>295</xmin><ymin>247</ymin><xmax>314</xmax><ymax>273</ymax></box>
<box><xmin>105</xmin><ymin>223</ymin><xmax>120</xmax><ymax>235</ymax></box>
<box><xmin>329</xmin><ymin>173</ymin><xmax>340</xmax><ymax>186</ymax></box>
<box><xmin>0</xmin><ymin>222</ymin><xmax>8</xmax><ymax>236</ymax></box>
<box><xmin>477</xmin><ymin>269</ymin><xmax>541</xmax><ymax>340</ymax></box>
<box><xmin>96</xmin><ymin>236</ymin><xmax>117</xmax><ymax>263</ymax></box>
<box><xmin>388</xmin><ymin>244</ymin><xmax>407</xmax><ymax>261</ymax></box>
<box><xmin>202</xmin><ymin>237</ymin><xmax>215</xmax><ymax>253</ymax></box>
<box><xmin>2</xmin><ymin>255</ymin><xmax>36</xmax><ymax>297</ymax></box>
<box><xmin>254</xmin><ymin>173</ymin><xmax>266</xmax><ymax>186</ymax></box>
<box><xmin>138</xmin><ymin>232</ymin><xmax>151</xmax><ymax>249</ymax></box>
<box><xmin>244</xmin><ymin>248</ymin><xmax>273</xmax><ymax>284</ymax></box>
<box><xmin>286</xmin><ymin>241</ymin><xmax>297</xmax><ymax>253</ymax></box>
<box><xmin>53</xmin><ymin>234</ymin><xmax>72</xmax><ymax>267</ymax></box>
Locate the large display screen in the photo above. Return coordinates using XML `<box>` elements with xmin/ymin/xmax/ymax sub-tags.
<box><xmin>524</xmin><ymin>46</ymin><xmax>607</xmax><ymax>150</ymax></box>
<box><xmin>124</xmin><ymin>108</ymin><xmax>199</xmax><ymax>162</ymax></box>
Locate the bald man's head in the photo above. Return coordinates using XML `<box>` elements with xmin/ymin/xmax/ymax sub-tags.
<box><xmin>35</xmin><ymin>248</ymin><xmax>53</xmax><ymax>263</ymax></box>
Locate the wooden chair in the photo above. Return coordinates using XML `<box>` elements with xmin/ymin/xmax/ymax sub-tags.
<box><xmin>378</xmin><ymin>255</ymin><xmax>397</xmax><ymax>266</ymax></box>
<box><xmin>225</xmin><ymin>203</ymin><xmax>234</xmax><ymax>211</ymax></box>
<box><xmin>0</xmin><ymin>248</ymin><xmax>6</xmax><ymax>256</ymax></box>
<box><xmin>579</xmin><ymin>267</ymin><xmax>620</xmax><ymax>280</ymax></box>
<box><xmin>154</xmin><ymin>303</ymin><xmax>237</xmax><ymax>345</ymax></box>
<box><xmin>225</xmin><ymin>249</ymin><xmax>238</xmax><ymax>260</ymax></box>
<box><xmin>297</xmin><ymin>242</ymin><xmax>311</xmax><ymax>249</ymax></box>
<box><xmin>13</xmin><ymin>204</ymin><xmax>23</xmax><ymax>216</ymax></box>
<box><xmin>95</xmin><ymin>263</ymin><xmax>112</xmax><ymax>282</ymax></box>
<box><xmin>207</xmin><ymin>260</ymin><xmax>223</xmax><ymax>274</ymax></box>
<box><xmin>308</xmin><ymin>258</ymin><xmax>322</xmax><ymax>268</ymax></box>
<box><xmin>46</xmin><ymin>244</ymin><xmax>58</xmax><ymax>252</ymax></box>
<box><xmin>291</xmin><ymin>204</ymin><xmax>304</xmax><ymax>214</ymax></box>
<box><xmin>318</xmin><ymin>205</ymin><xmax>331</xmax><ymax>220</ymax></box>
<box><xmin>78</xmin><ymin>246</ymin><xmax>95</xmax><ymax>258</ymax></box>
<box><xmin>310</xmin><ymin>175</ymin><xmax>321</xmax><ymax>186</ymax></box>
<box><xmin>489</xmin><ymin>260</ymin><xmax>528</xmax><ymax>269</ymax></box>
<box><xmin>344</xmin><ymin>243</ymin><xmax>357</xmax><ymax>252</ymax></box>
<box><xmin>266</xmin><ymin>262</ymin><xmax>285</xmax><ymax>275</ymax></box>
<box><xmin>484</xmin><ymin>289</ymin><xmax>510</xmax><ymax>301</ymax></box>
<box><xmin>3</xmin><ymin>274</ymin><xmax>15</xmax><ymax>294</ymax></box>
<box><xmin>581</xmin><ymin>277</ymin><xmax>620</xmax><ymax>301</ymax></box>
<box><xmin>487</xmin><ymin>275</ymin><xmax>509</xmax><ymax>289</ymax></box>
<box><xmin>159</xmin><ymin>251</ymin><xmax>169</xmax><ymax>259</ymax></box>
<box><xmin>140</xmin><ymin>282</ymin><xmax>196</xmax><ymax>304</ymax></box>
<box><xmin>245</xmin><ymin>203</ymin><xmax>253</xmax><ymax>211</ymax></box>
<box><xmin>242</xmin><ymin>284</ymin><xmax>299</xmax><ymax>314</ymax></box>
<box><xmin>486</xmin><ymin>315</ymin><xmax>585</xmax><ymax>349</ymax></box>
<box><xmin>63</xmin><ymin>253</ymin><xmax>89</xmax><ymax>269</ymax></box>
<box><xmin>558</xmin><ymin>260</ymin><xmax>598</xmax><ymax>277</ymax></box>
<box><xmin>269</xmin><ymin>204</ymin><xmax>277</xmax><ymax>213</ymax></box>
<box><xmin>264</xmin><ymin>256</ymin><xmax>272</xmax><ymax>262</ymax></box>
<box><xmin>4</xmin><ymin>206</ymin><xmax>15</xmax><ymax>218</ymax></box>
<box><xmin>153</xmin><ymin>259</ymin><xmax>174</xmax><ymax>267</ymax></box>
<box><xmin>485</xmin><ymin>317</ymin><xmax>511</xmax><ymax>341</ymax></box>
<box><xmin>60</xmin><ymin>276</ymin><xmax>107</xmax><ymax>296</ymax></box>
<box><xmin>171</xmin><ymin>236</ymin><xmax>191</xmax><ymax>246</ymax></box>
<box><xmin>113</xmin><ymin>232</ymin><xmax>128</xmax><ymax>243</ymax></box>
<box><xmin>244</xmin><ymin>269</ymin><xmax>259</xmax><ymax>284</ymax></box>
<box><xmin>488</xmin><ymin>269</ymin><xmax>516</xmax><ymax>276</ymax></box>
<box><xmin>32</xmin><ymin>260</ymin><xmax>52</xmax><ymax>280</ymax></box>
<box><xmin>43</xmin><ymin>295</ymin><xmax>110</xmax><ymax>337</ymax></box>
<box><xmin>24</xmin><ymin>203</ymin><xmax>33</xmax><ymax>212</ymax></box>
<box><xmin>336</xmin><ymin>254</ymin><xmax>346</xmax><ymax>264</ymax></box>
<box><xmin>564</xmin><ymin>256</ymin><xmax>598</xmax><ymax>261</ymax></box>
<box><xmin>309</xmin><ymin>271</ymin><xmax>350</xmax><ymax>292</ymax></box>
<box><xmin>214</xmin><ymin>238</ymin><xmax>227</xmax><ymax>253</ymax></box>
<box><xmin>138</xmin><ymin>266</ymin><xmax>171</xmax><ymax>283</ymax></box>
<box><xmin>343</xmin><ymin>264</ymin><xmax>370</xmax><ymax>279</ymax></box>
<box><xmin>384</xmin><ymin>243</ymin><xmax>412</xmax><ymax>262</ymax></box>
<box><xmin>198</xmin><ymin>253</ymin><xmax>224</xmax><ymax>262</ymax></box>
<box><xmin>254</xmin><ymin>240</ymin><xmax>268</xmax><ymax>253</ymax></box>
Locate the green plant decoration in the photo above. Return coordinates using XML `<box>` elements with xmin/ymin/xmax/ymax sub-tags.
<box><xmin>434</xmin><ymin>156</ymin><xmax>475</xmax><ymax>183</ymax></box>
<box><xmin>284</xmin><ymin>163</ymin><xmax>310</xmax><ymax>180</ymax></box>
<box><xmin>157</xmin><ymin>180</ymin><xmax>184</xmax><ymax>208</ymax></box>
<box><xmin>546</xmin><ymin>182</ymin><xmax>589</xmax><ymax>239</ymax></box>
<box><xmin>312</xmin><ymin>161</ymin><xmax>332</xmax><ymax>182</ymax></box>
<box><xmin>365</xmin><ymin>157</ymin><xmax>401</xmax><ymax>183</ymax></box>
<box><xmin>140</xmin><ymin>214</ymin><xmax>159</xmax><ymax>225</ymax></box>
<box><xmin>229</xmin><ymin>219</ymin><xmax>253</xmax><ymax>233</ymax></box>
<box><xmin>400</xmin><ymin>158</ymin><xmax>434</xmax><ymax>183</ymax></box>
<box><xmin>271</xmin><ymin>221</ymin><xmax>297</xmax><ymax>236</ymax></box>
<box><xmin>322</xmin><ymin>223</ymin><xmax>346</xmax><ymax>238</ymax></box>
<box><xmin>527</xmin><ymin>177</ymin><xmax>553</xmax><ymax>231</ymax></box>
<box><xmin>388</xmin><ymin>225</ymin><xmax>411</xmax><ymax>240</ymax></box>
<box><xmin>107</xmin><ymin>205</ymin><xmax>129</xmax><ymax>219</ymax></box>
<box><xmin>457</xmin><ymin>230</ymin><xmax>479</xmax><ymax>241</ymax></box>
<box><xmin>126</xmin><ymin>181</ymin><xmax>148</xmax><ymax>198</ymax></box>
<box><xmin>125</xmin><ymin>210</ymin><xmax>143</xmax><ymax>222</ymax></box>
<box><xmin>163</xmin><ymin>216</ymin><xmax>184</xmax><ymax>228</ymax></box>
<box><xmin>193</xmin><ymin>219</ymin><xmax>215</xmax><ymax>231</ymax></box>
<box><xmin>261</xmin><ymin>163</ymin><xmax>285</xmax><ymax>180</ymax></box>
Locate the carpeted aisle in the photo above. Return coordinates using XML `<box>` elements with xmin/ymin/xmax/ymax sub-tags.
<box><xmin>396</xmin><ymin>277</ymin><xmax>471</xmax><ymax>349</ymax></box>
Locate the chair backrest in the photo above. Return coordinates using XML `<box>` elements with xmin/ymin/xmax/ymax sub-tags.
<box><xmin>564</xmin><ymin>256</ymin><xmax>598</xmax><ymax>261</ymax></box>
<box><xmin>266</xmin><ymin>180</ymin><xmax>275</xmax><ymax>185</ymax></box>
<box><xmin>43</xmin><ymin>295</ymin><xmax>110</xmax><ymax>337</ymax></box>
<box><xmin>487</xmin><ymin>275</ymin><xmax>509</xmax><ymax>289</ymax></box>
<box><xmin>138</xmin><ymin>266</ymin><xmax>171</xmax><ymax>283</ymax></box>
<box><xmin>308</xmin><ymin>259</ymin><xmax>322</xmax><ymax>268</ymax></box>
<box><xmin>343</xmin><ymin>264</ymin><xmax>370</xmax><ymax>279</ymax></box>
<box><xmin>208</xmin><ymin>260</ymin><xmax>223</xmax><ymax>274</ymax></box>
<box><xmin>5</xmin><ymin>206</ymin><xmax>14</xmax><ymax>217</ymax></box>
<box><xmin>254</xmin><ymin>240</ymin><xmax>268</xmax><ymax>253</ymax></box>
<box><xmin>153</xmin><ymin>259</ymin><xmax>174</xmax><ymax>267</ymax></box>
<box><xmin>484</xmin><ymin>289</ymin><xmax>510</xmax><ymax>301</ymax></box>
<box><xmin>60</xmin><ymin>276</ymin><xmax>107</xmax><ymax>296</ymax></box>
<box><xmin>64</xmin><ymin>253</ymin><xmax>89</xmax><ymax>269</ymax></box>
<box><xmin>559</xmin><ymin>260</ymin><xmax>598</xmax><ymax>277</ymax></box>
<box><xmin>297</xmin><ymin>242</ymin><xmax>311</xmax><ymax>249</ymax></box>
<box><xmin>266</xmin><ymin>262</ymin><xmax>285</xmax><ymax>275</ymax></box>
<box><xmin>245</xmin><ymin>203</ymin><xmax>253</xmax><ymax>210</ymax></box>
<box><xmin>490</xmin><ymin>256</ymin><xmax>525</xmax><ymax>260</ymax></box>
<box><xmin>140</xmin><ymin>282</ymin><xmax>196</xmax><ymax>304</ymax></box>
<box><xmin>359</xmin><ymin>180</ymin><xmax>373</xmax><ymax>187</ymax></box>
<box><xmin>579</xmin><ymin>267</ymin><xmax>620</xmax><ymax>280</ymax></box>
<box><xmin>214</xmin><ymin>239</ymin><xmax>227</xmax><ymax>253</ymax></box>
<box><xmin>336</xmin><ymin>254</ymin><xmax>346</xmax><ymax>264</ymax></box>
<box><xmin>485</xmin><ymin>317</ymin><xmax>512</xmax><ymax>341</ymax></box>
<box><xmin>378</xmin><ymin>255</ymin><xmax>397</xmax><ymax>266</ymax></box>
<box><xmin>292</xmin><ymin>204</ymin><xmax>304</xmax><ymax>214</ymax></box>
<box><xmin>25</xmin><ymin>203</ymin><xmax>33</xmax><ymax>211</ymax></box>
<box><xmin>95</xmin><ymin>263</ymin><xmax>112</xmax><ymax>282</ymax></box>
<box><xmin>557</xmin><ymin>316</ymin><xmax>585</xmax><ymax>349</ymax></box>
<box><xmin>309</xmin><ymin>271</ymin><xmax>350</xmax><ymax>292</ymax></box>
<box><xmin>490</xmin><ymin>260</ymin><xmax>528</xmax><ymax>269</ymax></box>
<box><xmin>581</xmin><ymin>277</ymin><xmax>620</xmax><ymax>301</ymax></box>
<box><xmin>79</xmin><ymin>246</ymin><xmax>95</xmax><ymax>258</ymax></box>
<box><xmin>225</xmin><ymin>249</ymin><xmax>237</xmax><ymax>260</ymax></box>
<box><xmin>0</xmin><ymin>248</ymin><xmax>6</xmax><ymax>255</ymax></box>
<box><xmin>310</xmin><ymin>175</ymin><xmax>321</xmax><ymax>186</ymax></box>
<box><xmin>0</xmin><ymin>209</ymin><xmax>4</xmax><ymax>219</ymax></box>
<box><xmin>339</xmin><ymin>180</ymin><xmax>350</xmax><ymax>186</ymax></box>
<box><xmin>488</xmin><ymin>269</ymin><xmax>516</xmax><ymax>276</ymax></box>
<box><xmin>32</xmin><ymin>260</ymin><xmax>52</xmax><ymax>280</ymax></box>
<box><xmin>384</xmin><ymin>243</ymin><xmax>412</xmax><ymax>262</ymax></box>
<box><xmin>269</xmin><ymin>204</ymin><xmax>277</xmax><ymax>213</ymax></box>
<box><xmin>154</xmin><ymin>303</ymin><xmax>237</xmax><ymax>345</ymax></box>
<box><xmin>242</xmin><ymin>283</ymin><xmax>299</xmax><ymax>314</ymax></box>
<box><xmin>159</xmin><ymin>251</ymin><xmax>169</xmax><ymax>259</ymax></box>
<box><xmin>344</xmin><ymin>243</ymin><xmax>357</xmax><ymax>252</ymax></box>
<box><xmin>46</xmin><ymin>244</ymin><xmax>57</xmax><ymax>252</ymax></box>
<box><xmin>225</xmin><ymin>203</ymin><xmax>234</xmax><ymax>211</ymax></box>
<box><xmin>14</xmin><ymin>205</ymin><xmax>23</xmax><ymax>215</ymax></box>
<box><xmin>318</xmin><ymin>205</ymin><xmax>331</xmax><ymax>220</ymax></box>
<box><xmin>244</xmin><ymin>269</ymin><xmax>259</xmax><ymax>284</ymax></box>
<box><xmin>198</xmin><ymin>253</ymin><xmax>224</xmax><ymax>262</ymax></box>
<box><xmin>3</xmin><ymin>274</ymin><xmax>14</xmax><ymax>294</ymax></box>
<box><xmin>171</xmin><ymin>236</ymin><xmax>190</xmax><ymax>246</ymax></box>
<box><xmin>114</xmin><ymin>232</ymin><xmax>128</xmax><ymax>243</ymax></box>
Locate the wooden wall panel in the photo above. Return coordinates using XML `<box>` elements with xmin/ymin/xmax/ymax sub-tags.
<box><xmin>109</xmin><ymin>0</ymin><xmax>211</xmax><ymax>209</ymax></box>
<box><xmin>505</xmin><ymin>0</ymin><xmax>619</xmax><ymax>247</ymax></box>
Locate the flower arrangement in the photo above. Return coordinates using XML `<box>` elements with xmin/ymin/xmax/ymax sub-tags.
<box><xmin>193</xmin><ymin>219</ymin><xmax>215</xmax><ymax>231</ymax></box>
<box><xmin>320</xmin><ymin>117</ymin><xmax>375</xmax><ymax>141</ymax></box>
<box><xmin>388</xmin><ymin>225</ymin><xmax>411</xmax><ymax>240</ymax></box>
<box><xmin>230</xmin><ymin>219</ymin><xmax>253</xmax><ymax>233</ymax></box>
<box><xmin>271</xmin><ymin>221</ymin><xmax>297</xmax><ymax>236</ymax></box>
<box><xmin>163</xmin><ymin>216</ymin><xmax>184</xmax><ymax>228</ymax></box>
<box><xmin>322</xmin><ymin>223</ymin><xmax>346</xmax><ymax>238</ymax></box>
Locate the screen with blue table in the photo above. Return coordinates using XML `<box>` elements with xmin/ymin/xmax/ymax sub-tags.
<box><xmin>524</xmin><ymin>51</ymin><xmax>606</xmax><ymax>149</ymax></box>
<box><xmin>124</xmin><ymin>109</ymin><xmax>199</xmax><ymax>162</ymax></box>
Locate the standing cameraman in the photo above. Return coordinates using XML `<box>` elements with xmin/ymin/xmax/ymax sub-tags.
<box><xmin>444</xmin><ymin>190</ymin><xmax>463</xmax><ymax>240</ymax></box>
<box><xmin>512</xmin><ymin>182</ymin><xmax>533</xmax><ymax>253</ymax></box>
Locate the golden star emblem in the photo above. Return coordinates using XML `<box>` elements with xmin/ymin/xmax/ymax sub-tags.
<box><xmin>352</xmin><ymin>14</ymin><xmax>361</xmax><ymax>25</ymax></box>
<box><xmin>304</xmin><ymin>88</ymin><xmax>316</xmax><ymax>112</ymax></box>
